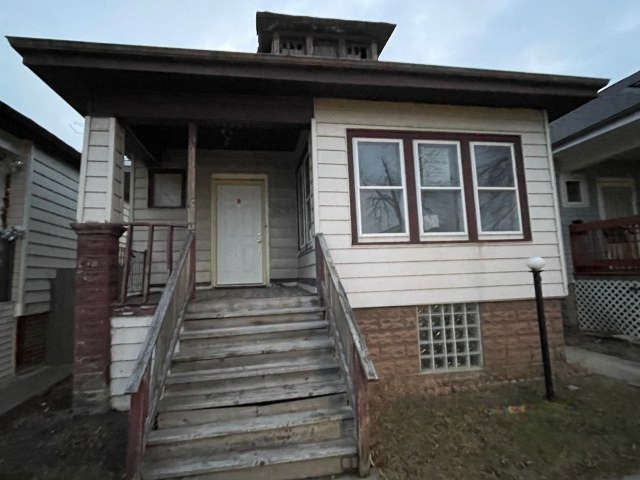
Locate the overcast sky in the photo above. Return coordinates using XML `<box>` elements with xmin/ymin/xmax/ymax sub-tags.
<box><xmin>2</xmin><ymin>0</ymin><xmax>640</xmax><ymax>150</ymax></box>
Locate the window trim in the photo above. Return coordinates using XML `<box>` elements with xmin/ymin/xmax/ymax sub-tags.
<box><xmin>352</xmin><ymin>137</ymin><xmax>410</xmax><ymax>241</ymax></box>
<box><xmin>296</xmin><ymin>151</ymin><xmax>314</xmax><ymax>250</ymax></box>
<box><xmin>346</xmin><ymin>129</ymin><xmax>531</xmax><ymax>245</ymax></box>
<box><xmin>148</xmin><ymin>168</ymin><xmax>186</xmax><ymax>209</ymax></box>
<box><xmin>413</xmin><ymin>140</ymin><xmax>469</xmax><ymax>240</ymax></box>
<box><xmin>559</xmin><ymin>173</ymin><xmax>589</xmax><ymax>208</ymax></box>
<box><xmin>470</xmin><ymin>141</ymin><xmax>524</xmax><ymax>237</ymax></box>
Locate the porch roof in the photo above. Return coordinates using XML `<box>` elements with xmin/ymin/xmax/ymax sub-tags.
<box><xmin>8</xmin><ymin>36</ymin><xmax>607</xmax><ymax>122</ymax></box>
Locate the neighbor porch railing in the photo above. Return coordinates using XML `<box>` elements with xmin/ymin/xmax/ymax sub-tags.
<box><xmin>118</xmin><ymin>222</ymin><xmax>189</xmax><ymax>304</ymax></box>
<box><xmin>124</xmin><ymin>231</ymin><xmax>195</xmax><ymax>479</ymax></box>
<box><xmin>570</xmin><ymin>215</ymin><xmax>640</xmax><ymax>275</ymax></box>
<box><xmin>315</xmin><ymin>234</ymin><xmax>379</xmax><ymax>477</ymax></box>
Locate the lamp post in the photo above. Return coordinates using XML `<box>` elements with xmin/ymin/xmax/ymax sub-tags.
<box><xmin>526</xmin><ymin>256</ymin><xmax>556</xmax><ymax>401</ymax></box>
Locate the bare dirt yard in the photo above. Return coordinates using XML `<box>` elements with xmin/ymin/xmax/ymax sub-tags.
<box><xmin>0</xmin><ymin>378</ymin><xmax>126</xmax><ymax>480</ymax></box>
<box><xmin>371</xmin><ymin>374</ymin><xmax>640</xmax><ymax>480</ymax></box>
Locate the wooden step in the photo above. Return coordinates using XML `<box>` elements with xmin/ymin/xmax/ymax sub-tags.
<box><xmin>187</xmin><ymin>296</ymin><xmax>319</xmax><ymax>315</ymax></box>
<box><xmin>185</xmin><ymin>306</ymin><xmax>325</xmax><ymax>322</ymax></box>
<box><xmin>166</xmin><ymin>356</ymin><xmax>340</xmax><ymax>386</ymax></box>
<box><xmin>145</xmin><ymin>407</ymin><xmax>354</xmax><ymax>459</ymax></box>
<box><xmin>158</xmin><ymin>378</ymin><xmax>347</xmax><ymax>412</ymax></box>
<box><xmin>183</xmin><ymin>309</ymin><xmax>326</xmax><ymax>330</ymax></box>
<box><xmin>173</xmin><ymin>338</ymin><xmax>333</xmax><ymax>363</ymax></box>
<box><xmin>179</xmin><ymin>320</ymin><xmax>328</xmax><ymax>348</ymax></box>
<box><xmin>142</xmin><ymin>438</ymin><xmax>357</xmax><ymax>480</ymax></box>
<box><xmin>157</xmin><ymin>393</ymin><xmax>349</xmax><ymax>428</ymax></box>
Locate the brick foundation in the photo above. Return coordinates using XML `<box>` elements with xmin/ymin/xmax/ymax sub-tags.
<box><xmin>355</xmin><ymin>298</ymin><xmax>565</xmax><ymax>401</ymax></box>
<box><xmin>72</xmin><ymin>223</ymin><xmax>125</xmax><ymax>415</ymax></box>
<box><xmin>16</xmin><ymin>313</ymin><xmax>48</xmax><ymax>370</ymax></box>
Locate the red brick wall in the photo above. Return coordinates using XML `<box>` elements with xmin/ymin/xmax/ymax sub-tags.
<box><xmin>355</xmin><ymin>298</ymin><xmax>565</xmax><ymax>385</ymax></box>
<box><xmin>16</xmin><ymin>313</ymin><xmax>48</xmax><ymax>370</ymax></box>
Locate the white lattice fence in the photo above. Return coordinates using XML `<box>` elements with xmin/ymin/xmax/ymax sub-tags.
<box><xmin>575</xmin><ymin>278</ymin><xmax>640</xmax><ymax>337</ymax></box>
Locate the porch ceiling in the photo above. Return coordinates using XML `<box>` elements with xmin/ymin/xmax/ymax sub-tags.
<box><xmin>129</xmin><ymin>123</ymin><xmax>303</xmax><ymax>160</ymax></box>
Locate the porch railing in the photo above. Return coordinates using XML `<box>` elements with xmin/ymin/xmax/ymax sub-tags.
<box><xmin>118</xmin><ymin>247</ymin><xmax>146</xmax><ymax>296</ymax></box>
<box><xmin>315</xmin><ymin>234</ymin><xmax>378</xmax><ymax>477</ymax></box>
<box><xmin>118</xmin><ymin>222</ymin><xmax>189</xmax><ymax>304</ymax></box>
<box><xmin>570</xmin><ymin>215</ymin><xmax>640</xmax><ymax>275</ymax></box>
<box><xmin>124</xmin><ymin>231</ymin><xmax>195</xmax><ymax>479</ymax></box>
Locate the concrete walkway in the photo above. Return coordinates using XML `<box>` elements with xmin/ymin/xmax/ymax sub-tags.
<box><xmin>566</xmin><ymin>346</ymin><xmax>640</xmax><ymax>388</ymax></box>
<box><xmin>0</xmin><ymin>364</ymin><xmax>71</xmax><ymax>416</ymax></box>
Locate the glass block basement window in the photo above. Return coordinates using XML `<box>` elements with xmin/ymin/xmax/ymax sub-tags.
<box><xmin>418</xmin><ymin>303</ymin><xmax>483</xmax><ymax>372</ymax></box>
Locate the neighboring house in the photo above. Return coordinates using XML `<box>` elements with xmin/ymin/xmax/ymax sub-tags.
<box><xmin>9</xmin><ymin>12</ymin><xmax>606</xmax><ymax>479</ymax></box>
<box><xmin>551</xmin><ymin>70</ymin><xmax>640</xmax><ymax>338</ymax></box>
<box><xmin>0</xmin><ymin>101</ymin><xmax>80</xmax><ymax>383</ymax></box>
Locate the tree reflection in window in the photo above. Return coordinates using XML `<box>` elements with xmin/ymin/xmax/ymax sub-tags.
<box><xmin>473</xmin><ymin>144</ymin><xmax>520</xmax><ymax>233</ymax></box>
<box><xmin>356</xmin><ymin>141</ymin><xmax>406</xmax><ymax>234</ymax></box>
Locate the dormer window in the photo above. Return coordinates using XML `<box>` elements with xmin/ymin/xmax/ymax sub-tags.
<box><xmin>280</xmin><ymin>38</ymin><xmax>305</xmax><ymax>56</ymax></box>
<box><xmin>346</xmin><ymin>44</ymin><xmax>368</xmax><ymax>60</ymax></box>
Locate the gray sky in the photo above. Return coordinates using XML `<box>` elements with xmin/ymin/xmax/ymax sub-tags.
<box><xmin>2</xmin><ymin>0</ymin><xmax>640</xmax><ymax>150</ymax></box>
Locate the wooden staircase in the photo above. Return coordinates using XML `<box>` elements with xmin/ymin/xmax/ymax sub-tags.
<box><xmin>141</xmin><ymin>292</ymin><xmax>358</xmax><ymax>480</ymax></box>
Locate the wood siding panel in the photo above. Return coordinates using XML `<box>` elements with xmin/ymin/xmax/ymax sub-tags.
<box><xmin>313</xmin><ymin>99</ymin><xmax>565</xmax><ymax>309</ymax></box>
<box><xmin>0</xmin><ymin>302</ymin><xmax>15</xmax><ymax>384</ymax></box>
<box><xmin>22</xmin><ymin>149</ymin><xmax>79</xmax><ymax>315</ymax></box>
<box><xmin>110</xmin><ymin>315</ymin><xmax>153</xmax><ymax>411</ymax></box>
<box><xmin>77</xmin><ymin>117</ymin><xmax>124</xmax><ymax>223</ymax></box>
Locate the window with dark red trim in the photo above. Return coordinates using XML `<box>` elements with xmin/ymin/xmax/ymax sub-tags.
<box><xmin>347</xmin><ymin>130</ymin><xmax>531</xmax><ymax>244</ymax></box>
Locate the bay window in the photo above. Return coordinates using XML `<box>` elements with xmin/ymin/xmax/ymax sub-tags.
<box><xmin>348</xmin><ymin>130</ymin><xmax>531</xmax><ymax>244</ymax></box>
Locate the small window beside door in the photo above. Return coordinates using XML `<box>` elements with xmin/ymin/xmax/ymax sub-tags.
<box><xmin>559</xmin><ymin>173</ymin><xmax>589</xmax><ymax>208</ymax></box>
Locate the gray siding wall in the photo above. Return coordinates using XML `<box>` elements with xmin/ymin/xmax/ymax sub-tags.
<box><xmin>22</xmin><ymin>148</ymin><xmax>79</xmax><ymax>315</ymax></box>
<box><xmin>132</xmin><ymin>150</ymin><xmax>299</xmax><ymax>286</ymax></box>
<box><xmin>0</xmin><ymin>302</ymin><xmax>14</xmax><ymax>383</ymax></box>
<box><xmin>557</xmin><ymin>158</ymin><xmax>640</xmax><ymax>280</ymax></box>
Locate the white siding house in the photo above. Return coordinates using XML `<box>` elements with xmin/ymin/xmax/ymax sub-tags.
<box><xmin>313</xmin><ymin>99</ymin><xmax>567</xmax><ymax>308</ymax></box>
<box><xmin>0</xmin><ymin>101</ymin><xmax>80</xmax><ymax>379</ymax></box>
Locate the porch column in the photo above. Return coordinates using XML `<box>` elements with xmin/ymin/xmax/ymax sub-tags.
<box><xmin>72</xmin><ymin>117</ymin><xmax>125</xmax><ymax>414</ymax></box>
<box><xmin>187</xmin><ymin>123</ymin><xmax>197</xmax><ymax>294</ymax></box>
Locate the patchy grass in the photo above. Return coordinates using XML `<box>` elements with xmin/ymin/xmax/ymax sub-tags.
<box><xmin>372</xmin><ymin>375</ymin><xmax>640</xmax><ymax>480</ymax></box>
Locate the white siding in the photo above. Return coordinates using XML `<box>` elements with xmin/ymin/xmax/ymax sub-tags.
<box><xmin>77</xmin><ymin>117</ymin><xmax>124</xmax><ymax>223</ymax></box>
<box><xmin>0</xmin><ymin>302</ymin><xmax>15</xmax><ymax>384</ymax></box>
<box><xmin>298</xmin><ymin>249</ymin><xmax>316</xmax><ymax>281</ymax></box>
<box><xmin>21</xmin><ymin>148</ymin><xmax>78</xmax><ymax>315</ymax></box>
<box><xmin>110</xmin><ymin>315</ymin><xmax>153</xmax><ymax>411</ymax></box>
<box><xmin>132</xmin><ymin>150</ymin><xmax>299</xmax><ymax>286</ymax></box>
<box><xmin>314</xmin><ymin>99</ymin><xmax>567</xmax><ymax>309</ymax></box>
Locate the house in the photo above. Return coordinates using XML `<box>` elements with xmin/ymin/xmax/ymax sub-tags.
<box><xmin>0</xmin><ymin>101</ymin><xmax>80</xmax><ymax>384</ymax></box>
<box><xmin>551</xmin><ymin>70</ymin><xmax>640</xmax><ymax>338</ymax></box>
<box><xmin>9</xmin><ymin>11</ymin><xmax>606</xmax><ymax>479</ymax></box>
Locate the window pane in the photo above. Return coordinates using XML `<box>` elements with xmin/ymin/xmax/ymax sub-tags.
<box><xmin>152</xmin><ymin>173</ymin><xmax>183</xmax><ymax>207</ymax></box>
<box><xmin>565</xmin><ymin>181</ymin><xmax>582</xmax><ymax>203</ymax></box>
<box><xmin>359</xmin><ymin>189</ymin><xmax>406</xmax><ymax>234</ymax></box>
<box><xmin>417</xmin><ymin>143</ymin><xmax>460</xmax><ymax>187</ymax></box>
<box><xmin>420</xmin><ymin>191</ymin><xmax>464</xmax><ymax>233</ymax></box>
<box><xmin>474</xmin><ymin>145</ymin><xmax>514</xmax><ymax>187</ymax></box>
<box><xmin>357</xmin><ymin>142</ymin><xmax>402</xmax><ymax>186</ymax></box>
<box><xmin>478</xmin><ymin>191</ymin><xmax>520</xmax><ymax>232</ymax></box>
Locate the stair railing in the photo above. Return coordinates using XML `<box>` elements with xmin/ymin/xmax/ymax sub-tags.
<box><xmin>315</xmin><ymin>234</ymin><xmax>379</xmax><ymax>477</ymax></box>
<box><xmin>124</xmin><ymin>231</ymin><xmax>195</xmax><ymax>479</ymax></box>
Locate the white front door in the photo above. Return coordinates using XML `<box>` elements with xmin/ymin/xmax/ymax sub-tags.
<box><xmin>597</xmin><ymin>178</ymin><xmax>638</xmax><ymax>220</ymax></box>
<box><xmin>215</xmin><ymin>182</ymin><xmax>265</xmax><ymax>286</ymax></box>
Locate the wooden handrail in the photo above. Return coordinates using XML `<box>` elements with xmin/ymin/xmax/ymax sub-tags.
<box><xmin>315</xmin><ymin>233</ymin><xmax>378</xmax><ymax>477</ymax></box>
<box><xmin>125</xmin><ymin>231</ymin><xmax>194</xmax><ymax>479</ymax></box>
<box><xmin>316</xmin><ymin>234</ymin><xmax>378</xmax><ymax>381</ymax></box>
<box><xmin>569</xmin><ymin>215</ymin><xmax>640</xmax><ymax>275</ymax></box>
<box><xmin>126</xmin><ymin>230</ymin><xmax>194</xmax><ymax>394</ymax></box>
